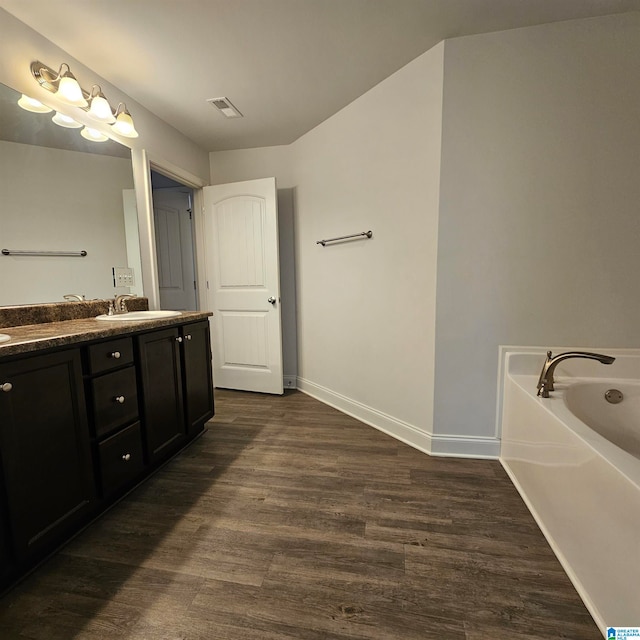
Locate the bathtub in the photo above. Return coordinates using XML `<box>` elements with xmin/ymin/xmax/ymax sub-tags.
<box><xmin>500</xmin><ymin>349</ymin><xmax>640</xmax><ymax>635</ymax></box>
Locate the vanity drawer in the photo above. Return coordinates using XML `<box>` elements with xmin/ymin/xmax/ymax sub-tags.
<box><xmin>98</xmin><ymin>422</ymin><xmax>144</xmax><ymax>497</ymax></box>
<box><xmin>91</xmin><ymin>366</ymin><xmax>139</xmax><ymax>438</ymax></box>
<box><xmin>87</xmin><ymin>337</ymin><xmax>133</xmax><ymax>374</ymax></box>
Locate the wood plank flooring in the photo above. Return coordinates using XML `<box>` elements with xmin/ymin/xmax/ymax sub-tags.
<box><xmin>0</xmin><ymin>389</ymin><xmax>602</xmax><ymax>639</ymax></box>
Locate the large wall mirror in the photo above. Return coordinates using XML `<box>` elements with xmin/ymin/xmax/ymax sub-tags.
<box><xmin>0</xmin><ymin>81</ymin><xmax>143</xmax><ymax>307</ymax></box>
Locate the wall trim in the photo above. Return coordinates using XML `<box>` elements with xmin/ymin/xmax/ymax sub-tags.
<box><xmin>296</xmin><ymin>377</ymin><xmax>499</xmax><ymax>459</ymax></box>
<box><xmin>430</xmin><ymin>434</ymin><xmax>501</xmax><ymax>459</ymax></box>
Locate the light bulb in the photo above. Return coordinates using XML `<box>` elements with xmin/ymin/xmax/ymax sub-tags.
<box><xmin>17</xmin><ymin>94</ymin><xmax>52</xmax><ymax>113</ymax></box>
<box><xmin>81</xmin><ymin>126</ymin><xmax>109</xmax><ymax>142</ymax></box>
<box><xmin>88</xmin><ymin>92</ymin><xmax>115</xmax><ymax>124</ymax></box>
<box><xmin>52</xmin><ymin>112</ymin><xmax>82</xmax><ymax>128</ymax></box>
<box><xmin>111</xmin><ymin>107</ymin><xmax>139</xmax><ymax>138</ymax></box>
<box><xmin>55</xmin><ymin>68</ymin><xmax>88</xmax><ymax>107</ymax></box>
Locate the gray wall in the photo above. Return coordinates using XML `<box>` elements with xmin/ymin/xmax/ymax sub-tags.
<box><xmin>434</xmin><ymin>13</ymin><xmax>640</xmax><ymax>441</ymax></box>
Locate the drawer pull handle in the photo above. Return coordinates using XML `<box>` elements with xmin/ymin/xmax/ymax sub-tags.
<box><xmin>175</xmin><ymin>336</ymin><xmax>183</xmax><ymax>343</ymax></box>
<box><xmin>114</xmin><ymin>395</ymin><xmax>125</xmax><ymax>404</ymax></box>
<box><xmin>184</xmin><ymin>334</ymin><xmax>192</xmax><ymax>341</ymax></box>
<box><xmin>110</xmin><ymin>351</ymin><xmax>121</xmax><ymax>359</ymax></box>
<box><xmin>122</xmin><ymin>453</ymin><xmax>131</xmax><ymax>462</ymax></box>
<box><xmin>1</xmin><ymin>382</ymin><xmax>12</xmax><ymax>392</ymax></box>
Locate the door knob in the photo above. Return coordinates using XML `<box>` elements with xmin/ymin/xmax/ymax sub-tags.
<box><xmin>1</xmin><ymin>382</ymin><xmax>12</xmax><ymax>392</ymax></box>
<box><xmin>268</xmin><ymin>297</ymin><xmax>277</xmax><ymax>305</ymax></box>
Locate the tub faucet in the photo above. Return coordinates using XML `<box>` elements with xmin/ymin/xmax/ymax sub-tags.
<box><xmin>537</xmin><ymin>350</ymin><xmax>615</xmax><ymax>398</ymax></box>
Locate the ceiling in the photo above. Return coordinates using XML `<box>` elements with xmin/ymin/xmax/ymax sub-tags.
<box><xmin>1</xmin><ymin>0</ymin><xmax>639</xmax><ymax>152</ymax></box>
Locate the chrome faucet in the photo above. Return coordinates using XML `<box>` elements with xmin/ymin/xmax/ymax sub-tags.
<box><xmin>537</xmin><ymin>350</ymin><xmax>615</xmax><ymax>397</ymax></box>
<box><xmin>113</xmin><ymin>294</ymin><xmax>135</xmax><ymax>314</ymax></box>
<box><xmin>63</xmin><ymin>293</ymin><xmax>85</xmax><ymax>302</ymax></box>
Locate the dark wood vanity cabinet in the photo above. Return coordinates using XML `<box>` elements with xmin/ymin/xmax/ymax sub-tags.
<box><xmin>136</xmin><ymin>320</ymin><xmax>214</xmax><ymax>463</ymax></box>
<box><xmin>181</xmin><ymin>321</ymin><xmax>214</xmax><ymax>436</ymax></box>
<box><xmin>0</xmin><ymin>350</ymin><xmax>94</xmax><ymax>563</ymax></box>
<box><xmin>136</xmin><ymin>327</ymin><xmax>186</xmax><ymax>464</ymax></box>
<box><xmin>0</xmin><ymin>316</ymin><xmax>213</xmax><ymax>590</ymax></box>
<box><xmin>0</xmin><ymin>493</ymin><xmax>12</xmax><ymax>583</ymax></box>
<box><xmin>85</xmin><ymin>337</ymin><xmax>144</xmax><ymax>498</ymax></box>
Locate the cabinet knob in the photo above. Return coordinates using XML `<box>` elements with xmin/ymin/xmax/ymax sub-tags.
<box><xmin>122</xmin><ymin>453</ymin><xmax>131</xmax><ymax>462</ymax></box>
<box><xmin>175</xmin><ymin>336</ymin><xmax>183</xmax><ymax>343</ymax></box>
<box><xmin>114</xmin><ymin>395</ymin><xmax>125</xmax><ymax>404</ymax></box>
<box><xmin>1</xmin><ymin>382</ymin><xmax>12</xmax><ymax>392</ymax></box>
<box><xmin>184</xmin><ymin>334</ymin><xmax>192</xmax><ymax>341</ymax></box>
<box><xmin>110</xmin><ymin>351</ymin><xmax>121</xmax><ymax>359</ymax></box>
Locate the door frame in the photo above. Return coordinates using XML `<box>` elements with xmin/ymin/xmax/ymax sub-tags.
<box><xmin>131</xmin><ymin>149</ymin><xmax>207</xmax><ymax>310</ymax></box>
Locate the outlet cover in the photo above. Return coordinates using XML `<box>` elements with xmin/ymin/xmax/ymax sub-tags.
<box><xmin>113</xmin><ymin>267</ymin><xmax>135</xmax><ymax>287</ymax></box>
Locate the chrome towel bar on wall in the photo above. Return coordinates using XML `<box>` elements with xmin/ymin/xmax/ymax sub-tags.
<box><xmin>316</xmin><ymin>230</ymin><xmax>373</xmax><ymax>247</ymax></box>
<box><xmin>2</xmin><ymin>249</ymin><xmax>88</xmax><ymax>257</ymax></box>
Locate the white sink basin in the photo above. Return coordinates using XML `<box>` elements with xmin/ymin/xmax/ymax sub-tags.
<box><xmin>96</xmin><ymin>310</ymin><xmax>182</xmax><ymax>321</ymax></box>
<box><xmin>0</xmin><ymin>333</ymin><xmax>10</xmax><ymax>343</ymax></box>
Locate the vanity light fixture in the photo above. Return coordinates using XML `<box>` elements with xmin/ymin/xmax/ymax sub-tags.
<box><xmin>29</xmin><ymin>60</ymin><xmax>138</xmax><ymax>137</ymax></box>
<box><xmin>87</xmin><ymin>85</ymin><xmax>116</xmax><ymax>123</ymax></box>
<box><xmin>52</xmin><ymin>63</ymin><xmax>87</xmax><ymax>107</ymax></box>
<box><xmin>52</xmin><ymin>111</ymin><xmax>83</xmax><ymax>128</ymax></box>
<box><xmin>80</xmin><ymin>126</ymin><xmax>109</xmax><ymax>142</ymax></box>
<box><xmin>17</xmin><ymin>94</ymin><xmax>52</xmax><ymax>113</ymax></box>
<box><xmin>111</xmin><ymin>103</ymin><xmax>139</xmax><ymax>138</ymax></box>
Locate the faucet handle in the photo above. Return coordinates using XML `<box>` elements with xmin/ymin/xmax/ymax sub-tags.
<box><xmin>107</xmin><ymin>301</ymin><xmax>115</xmax><ymax>316</ymax></box>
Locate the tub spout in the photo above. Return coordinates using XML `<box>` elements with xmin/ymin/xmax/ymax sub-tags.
<box><xmin>537</xmin><ymin>350</ymin><xmax>615</xmax><ymax>398</ymax></box>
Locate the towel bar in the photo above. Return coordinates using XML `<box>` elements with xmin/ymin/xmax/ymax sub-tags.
<box><xmin>316</xmin><ymin>231</ymin><xmax>372</xmax><ymax>247</ymax></box>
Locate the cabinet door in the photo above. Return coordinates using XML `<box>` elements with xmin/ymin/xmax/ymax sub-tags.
<box><xmin>137</xmin><ymin>328</ymin><xmax>185</xmax><ymax>463</ymax></box>
<box><xmin>181</xmin><ymin>321</ymin><xmax>214</xmax><ymax>436</ymax></box>
<box><xmin>0</xmin><ymin>350</ymin><xmax>94</xmax><ymax>562</ymax></box>
<box><xmin>0</xmin><ymin>493</ymin><xmax>12</xmax><ymax>583</ymax></box>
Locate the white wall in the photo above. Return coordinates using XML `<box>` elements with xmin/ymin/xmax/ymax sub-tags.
<box><xmin>211</xmin><ymin>146</ymin><xmax>295</xmax><ymax>188</ymax></box>
<box><xmin>291</xmin><ymin>44</ymin><xmax>444</xmax><ymax>447</ymax></box>
<box><xmin>211</xmin><ymin>46</ymin><xmax>444</xmax><ymax>447</ymax></box>
<box><xmin>434</xmin><ymin>13</ymin><xmax>640</xmax><ymax>447</ymax></box>
<box><xmin>0</xmin><ymin>141</ymin><xmax>134</xmax><ymax>305</ymax></box>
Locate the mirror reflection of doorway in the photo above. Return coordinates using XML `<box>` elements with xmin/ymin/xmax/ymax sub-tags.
<box><xmin>150</xmin><ymin>170</ymin><xmax>198</xmax><ymax>311</ymax></box>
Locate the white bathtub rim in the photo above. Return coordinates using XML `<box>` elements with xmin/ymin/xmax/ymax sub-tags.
<box><xmin>496</xmin><ymin>346</ymin><xmax>640</xmax><ymax>443</ymax></box>
<box><xmin>509</xmin><ymin>372</ymin><xmax>640</xmax><ymax>493</ymax></box>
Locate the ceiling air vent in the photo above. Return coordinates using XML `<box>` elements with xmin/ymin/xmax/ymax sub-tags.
<box><xmin>207</xmin><ymin>97</ymin><xmax>243</xmax><ymax>118</ymax></box>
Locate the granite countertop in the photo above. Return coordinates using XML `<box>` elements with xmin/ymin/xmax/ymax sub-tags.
<box><xmin>0</xmin><ymin>311</ymin><xmax>212</xmax><ymax>358</ymax></box>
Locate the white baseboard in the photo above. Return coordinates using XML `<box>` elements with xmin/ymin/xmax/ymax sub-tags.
<box><xmin>296</xmin><ymin>377</ymin><xmax>499</xmax><ymax>459</ymax></box>
<box><xmin>430</xmin><ymin>434</ymin><xmax>501</xmax><ymax>458</ymax></box>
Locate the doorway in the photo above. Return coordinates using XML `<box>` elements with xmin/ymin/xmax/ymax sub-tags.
<box><xmin>150</xmin><ymin>169</ymin><xmax>198</xmax><ymax>311</ymax></box>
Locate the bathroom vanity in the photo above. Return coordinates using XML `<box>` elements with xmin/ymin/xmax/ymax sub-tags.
<box><xmin>0</xmin><ymin>303</ymin><xmax>214</xmax><ymax>589</ymax></box>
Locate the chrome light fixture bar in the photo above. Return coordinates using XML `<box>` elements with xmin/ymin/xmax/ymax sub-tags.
<box><xmin>29</xmin><ymin>60</ymin><xmax>138</xmax><ymax>138</ymax></box>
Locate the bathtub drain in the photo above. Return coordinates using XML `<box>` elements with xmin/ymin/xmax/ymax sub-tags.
<box><xmin>604</xmin><ymin>389</ymin><xmax>623</xmax><ymax>404</ymax></box>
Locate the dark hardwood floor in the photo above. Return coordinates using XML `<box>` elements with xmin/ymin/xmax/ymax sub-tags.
<box><xmin>0</xmin><ymin>389</ymin><xmax>601</xmax><ymax>639</ymax></box>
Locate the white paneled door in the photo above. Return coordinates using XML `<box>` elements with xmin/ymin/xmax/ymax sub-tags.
<box><xmin>203</xmin><ymin>178</ymin><xmax>283</xmax><ymax>394</ymax></box>
<box><xmin>153</xmin><ymin>189</ymin><xmax>197</xmax><ymax>311</ymax></box>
